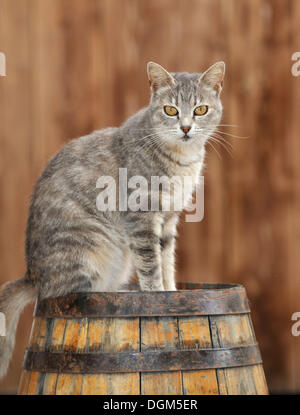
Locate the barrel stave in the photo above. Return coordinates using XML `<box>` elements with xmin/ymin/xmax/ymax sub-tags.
<box><xmin>209</xmin><ymin>314</ymin><xmax>268</xmax><ymax>395</ymax></box>
<box><xmin>179</xmin><ymin>316</ymin><xmax>219</xmax><ymax>394</ymax></box>
<box><xmin>140</xmin><ymin>316</ymin><xmax>181</xmax><ymax>394</ymax></box>
<box><xmin>81</xmin><ymin>373</ymin><xmax>140</xmax><ymax>395</ymax></box>
<box><xmin>42</xmin><ymin>373</ymin><xmax>58</xmax><ymax>395</ymax></box>
<box><xmin>83</xmin><ymin>317</ymin><xmax>140</xmax><ymax>395</ymax></box>
<box><xmin>55</xmin><ymin>374</ymin><xmax>82</xmax><ymax>395</ymax></box>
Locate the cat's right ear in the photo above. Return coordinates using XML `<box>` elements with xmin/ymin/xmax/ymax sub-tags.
<box><xmin>199</xmin><ymin>61</ymin><xmax>225</xmax><ymax>95</ymax></box>
<box><xmin>147</xmin><ymin>62</ymin><xmax>176</xmax><ymax>93</ymax></box>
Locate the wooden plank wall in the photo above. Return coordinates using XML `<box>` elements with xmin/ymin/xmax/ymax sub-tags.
<box><xmin>0</xmin><ymin>0</ymin><xmax>299</xmax><ymax>393</ymax></box>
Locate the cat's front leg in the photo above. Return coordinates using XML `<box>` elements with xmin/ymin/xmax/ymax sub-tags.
<box><xmin>128</xmin><ymin>213</ymin><xmax>164</xmax><ymax>291</ymax></box>
<box><xmin>161</xmin><ymin>214</ymin><xmax>179</xmax><ymax>291</ymax></box>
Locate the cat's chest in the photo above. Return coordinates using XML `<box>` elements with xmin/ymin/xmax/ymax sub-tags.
<box><xmin>169</xmin><ymin>147</ymin><xmax>205</xmax><ymax>184</ymax></box>
<box><xmin>163</xmin><ymin>160</ymin><xmax>203</xmax><ymax>211</ymax></box>
<box><xmin>170</xmin><ymin>157</ymin><xmax>203</xmax><ymax>188</ymax></box>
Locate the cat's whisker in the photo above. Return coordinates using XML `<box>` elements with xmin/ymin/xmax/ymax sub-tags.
<box><xmin>130</xmin><ymin>128</ymin><xmax>177</xmax><ymax>132</ymax></box>
<box><xmin>134</xmin><ymin>133</ymin><xmax>166</xmax><ymax>167</ymax></box>
<box><xmin>211</xmin><ymin>131</ymin><xmax>234</xmax><ymax>147</ymax></box>
<box><xmin>194</xmin><ymin>126</ymin><xmax>247</xmax><ymax>143</ymax></box>
<box><xmin>210</xmin><ymin>137</ymin><xmax>233</xmax><ymax>157</ymax></box>
<box><xmin>209</xmin><ymin>136</ymin><xmax>233</xmax><ymax>157</ymax></box>
<box><xmin>129</xmin><ymin>133</ymin><xmax>167</xmax><ymax>165</ymax></box>
<box><xmin>214</xmin><ymin>129</ymin><xmax>249</xmax><ymax>139</ymax></box>
<box><xmin>120</xmin><ymin>135</ymin><xmax>160</xmax><ymax>164</ymax></box>
<box><xmin>150</xmin><ymin>138</ymin><xmax>166</xmax><ymax>167</ymax></box>
<box><xmin>209</xmin><ymin>124</ymin><xmax>238</xmax><ymax>128</ymax></box>
<box><xmin>122</xmin><ymin>134</ymin><xmax>158</xmax><ymax>155</ymax></box>
<box><xmin>210</xmin><ymin>133</ymin><xmax>233</xmax><ymax>149</ymax></box>
<box><xmin>195</xmin><ymin>125</ymin><xmax>244</xmax><ymax>136</ymax></box>
<box><xmin>130</xmin><ymin>138</ymin><xmax>159</xmax><ymax>161</ymax></box>
<box><xmin>206</xmin><ymin>140</ymin><xmax>221</xmax><ymax>159</ymax></box>
<box><xmin>139</xmin><ymin>132</ymin><xmax>164</xmax><ymax>140</ymax></box>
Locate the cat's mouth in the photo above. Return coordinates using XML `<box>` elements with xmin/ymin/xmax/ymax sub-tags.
<box><xmin>181</xmin><ymin>133</ymin><xmax>191</xmax><ymax>141</ymax></box>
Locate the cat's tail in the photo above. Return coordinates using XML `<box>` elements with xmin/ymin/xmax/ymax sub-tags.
<box><xmin>0</xmin><ymin>276</ymin><xmax>36</xmax><ymax>380</ymax></box>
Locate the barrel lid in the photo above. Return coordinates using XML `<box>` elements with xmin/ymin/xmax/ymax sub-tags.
<box><xmin>35</xmin><ymin>282</ymin><xmax>250</xmax><ymax>318</ymax></box>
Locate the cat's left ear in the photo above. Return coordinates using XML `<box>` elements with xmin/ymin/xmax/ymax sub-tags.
<box><xmin>147</xmin><ymin>62</ymin><xmax>176</xmax><ymax>93</ymax></box>
<box><xmin>199</xmin><ymin>61</ymin><xmax>225</xmax><ymax>95</ymax></box>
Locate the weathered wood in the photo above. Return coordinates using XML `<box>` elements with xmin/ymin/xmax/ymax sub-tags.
<box><xmin>141</xmin><ymin>316</ymin><xmax>181</xmax><ymax>394</ymax></box>
<box><xmin>29</xmin><ymin>317</ymin><xmax>47</xmax><ymax>351</ymax></box>
<box><xmin>179</xmin><ymin>316</ymin><xmax>219</xmax><ymax>394</ymax></box>
<box><xmin>18</xmin><ymin>371</ymin><xmax>31</xmax><ymax>395</ymax></box>
<box><xmin>26</xmin><ymin>371</ymin><xmax>39</xmax><ymax>395</ymax></box>
<box><xmin>49</xmin><ymin>319</ymin><xmax>66</xmax><ymax>352</ymax></box>
<box><xmin>63</xmin><ymin>319</ymin><xmax>88</xmax><ymax>353</ymax></box>
<box><xmin>55</xmin><ymin>374</ymin><xmax>82</xmax><ymax>395</ymax></box>
<box><xmin>23</xmin><ymin>345</ymin><xmax>262</xmax><ymax>373</ymax></box>
<box><xmin>182</xmin><ymin>370</ymin><xmax>219</xmax><ymax>395</ymax></box>
<box><xmin>81</xmin><ymin>373</ymin><xmax>140</xmax><ymax>395</ymax></box>
<box><xmin>209</xmin><ymin>314</ymin><xmax>268</xmax><ymax>394</ymax></box>
<box><xmin>142</xmin><ymin>372</ymin><xmax>182</xmax><ymax>395</ymax></box>
<box><xmin>178</xmin><ymin>316</ymin><xmax>212</xmax><ymax>349</ymax></box>
<box><xmin>42</xmin><ymin>373</ymin><xmax>58</xmax><ymax>395</ymax></box>
<box><xmin>19</xmin><ymin>283</ymin><xmax>268</xmax><ymax>395</ymax></box>
<box><xmin>85</xmin><ymin>317</ymin><xmax>140</xmax><ymax>394</ymax></box>
<box><xmin>87</xmin><ymin>318</ymin><xmax>139</xmax><ymax>352</ymax></box>
<box><xmin>35</xmin><ymin>283</ymin><xmax>250</xmax><ymax>318</ymax></box>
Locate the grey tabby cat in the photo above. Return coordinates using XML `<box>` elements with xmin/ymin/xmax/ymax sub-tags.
<box><xmin>0</xmin><ymin>61</ymin><xmax>225</xmax><ymax>379</ymax></box>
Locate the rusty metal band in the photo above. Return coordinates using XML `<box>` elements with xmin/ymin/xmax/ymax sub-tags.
<box><xmin>24</xmin><ymin>344</ymin><xmax>261</xmax><ymax>374</ymax></box>
<box><xmin>34</xmin><ymin>285</ymin><xmax>250</xmax><ymax>318</ymax></box>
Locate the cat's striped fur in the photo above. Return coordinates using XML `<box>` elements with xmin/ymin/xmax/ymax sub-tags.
<box><xmin>0</xmin><ymin>61</ymin><xmax>225</xmax><ymax>378</ymax></box>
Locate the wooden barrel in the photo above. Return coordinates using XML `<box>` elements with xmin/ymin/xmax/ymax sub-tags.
<box><xmin>18</xmin><ymin>282</ymin><xmax>268</xmax><ymax>395</ymax></box>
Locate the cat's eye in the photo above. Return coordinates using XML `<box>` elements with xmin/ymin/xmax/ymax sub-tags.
<box><xmin>194</xmin><ymin>105</ymin><xmax>208</xmax><ymax>116</ymax></box>
<box><xmin>164</xmin><ymin>105</ymin><xmax>178</xmax><ymax>116</ymax></box>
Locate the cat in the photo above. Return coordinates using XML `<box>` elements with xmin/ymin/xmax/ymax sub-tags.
<box><xmin>0</xmin><ymin>61</ymin><xmax>225</xmax><ymax>379</ymax></box>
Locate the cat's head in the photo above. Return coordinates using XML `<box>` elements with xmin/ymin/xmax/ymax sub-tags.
<box><xmin>147</xmin><ymin>61</ymin><xmax>225</xmax><ymax>149</ymax></box>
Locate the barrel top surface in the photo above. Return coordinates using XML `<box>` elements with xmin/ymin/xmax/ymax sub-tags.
<box><xmin>35</xmin><ymin>282</ymin><xmax>250</xmax><ymax>318</ymax></box>
<box><xmin>175</xmin><ymin>282</ymin><xmax>243</xmax><ymax>290</ymax></box>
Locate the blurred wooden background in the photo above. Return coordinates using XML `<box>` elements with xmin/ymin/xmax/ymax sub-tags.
<box><xmin>0</xmin><ymin>0</ymin><xmax>300</xmax><ymax>393</ymax></box>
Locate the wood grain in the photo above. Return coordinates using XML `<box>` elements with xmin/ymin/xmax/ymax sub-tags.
<box><xmin>179</xmin><ymin>316</ymin><xmax>219</xmax><ymax>394</ymax></box>
<box><xmin>81</xmin><ymin>373</ymin><xmax>140</xmax><ymax>395</ymax></box>
<box><xmin>18</xmin><ymin>371</ymin><xmax>31</xmax><ymax>395</ymax></box>
<box><xmin>63</xmin><ymin>319</ymin><xmax>88</xmax><ymax>353</ymax></box>
<box><xmin>55</xmin><ymin>374</ymin><xmax>82</xmax><ymax>395</ymax></box>
<box><xmin>88</xmin><ymin>317</ymin><xmax>139</xmax><ymax>352</ymax></box>
<box><xmin>50</xmin><ymin>319</ymin><xmax>67</xmax><ymax>351</ymax></box>
<box><xmin>42</xmin><ymin>373</ymin><xmax>58</xmax><ymax>395</ymax></box>
<box><xmin>141</xmin><ymin>317</ymin><xmax>182</xmax><ymax>394</ymax></box>
<box><xmin>85</xmin><ymin>317</ymin><xmax>140</xmax><ymax>394</ymax></box>
<box><xmin>19</xmin><ymin>292</ymin><xmax>267</xmax><ymax>395</ymax></box>
<box><xmin>209</xmin><ymin>314</ymin><xmax>268</xmax><ymax>394</ymax></box>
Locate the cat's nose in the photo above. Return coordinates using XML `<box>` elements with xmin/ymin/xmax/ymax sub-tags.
<box><xmin>180</xmin><ymin>125</ymin><xmax>191</xmax><ymax>134</ymax></box>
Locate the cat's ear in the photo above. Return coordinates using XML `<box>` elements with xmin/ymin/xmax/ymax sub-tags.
<box><xmin>199</xmin><ymin>61</ymin><xmax>225</xmax><ymax>95</ymax></box>
<box><xmin>147</xmin><ymin>62</ymin><xmax>176</xmax><ymax>93</ymax></box>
